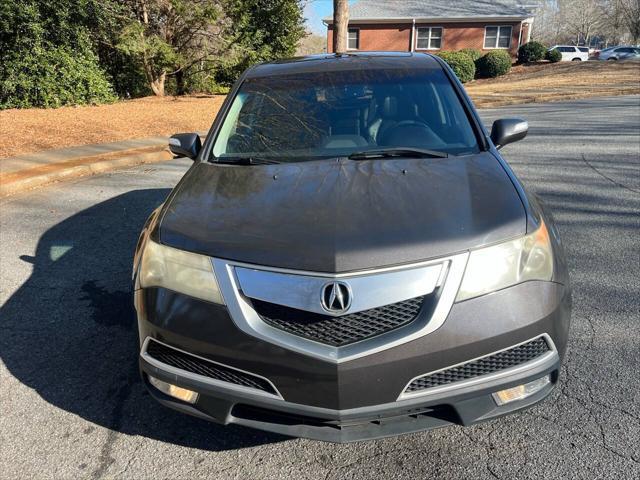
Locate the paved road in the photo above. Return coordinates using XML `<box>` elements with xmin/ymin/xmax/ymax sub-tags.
<box><xmin>1</xmin><ymin>96</ymin><xmax>639</xmax><ymax>479</ymax></box>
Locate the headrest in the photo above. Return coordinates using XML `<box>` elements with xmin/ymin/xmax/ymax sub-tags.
<box><xmin>382</xmin><ymin>96</ymin><xmax>398</xmax><ymax>118</ymax></box>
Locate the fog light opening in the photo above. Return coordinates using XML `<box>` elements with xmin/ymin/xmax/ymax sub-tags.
<box><xmin>492</xmin><ymin>375</ymin><xmax>551</xmax><ymax>406</ymax></box>
<box><xmin>148</xmin><ymin>375</ymin><xmax>199</xmax><ymax>404</ymax></box>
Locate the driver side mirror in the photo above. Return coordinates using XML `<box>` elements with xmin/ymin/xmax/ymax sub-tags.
<box><xmin>490</xmin><ymin>119</ymin><xmax>528</xmax><ymax>149</ymax></box>
<box><xmin>169</xmin><ymin>133</ymin><xmax>202</xmax><ymax>160</ymax></box>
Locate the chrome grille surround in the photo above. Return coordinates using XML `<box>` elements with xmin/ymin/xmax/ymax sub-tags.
<box><xmin>212</xmin><ymin>253</ymin><xmax>469</xmax><ymax>363</ymax></box>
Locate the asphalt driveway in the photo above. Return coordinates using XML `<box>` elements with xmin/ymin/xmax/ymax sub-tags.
<box><xmin>1</xmin><ymin>96</ymin><xmax>638</xmax><ymax>479</ymax></box>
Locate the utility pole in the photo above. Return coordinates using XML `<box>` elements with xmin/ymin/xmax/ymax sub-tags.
<box><xmin>333</xmin><ymin>0</ymin><xmax>349</xmax><ymax>53</ymax></box>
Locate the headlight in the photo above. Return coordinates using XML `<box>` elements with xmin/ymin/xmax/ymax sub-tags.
<box><xmin>139</xmin><ymin>239</ymin><xmax>224</xmax><ymax>304</ymax></box>
<box><xmin>456</xmin><ymin>220</ymin><xmax>553</xmax><ymax>302</ymax></box>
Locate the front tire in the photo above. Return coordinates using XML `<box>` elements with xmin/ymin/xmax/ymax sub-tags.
<box><xmin>572</xmin><ymin>58</ymin><xmax>582</xmax><ymax>61</ymax></box>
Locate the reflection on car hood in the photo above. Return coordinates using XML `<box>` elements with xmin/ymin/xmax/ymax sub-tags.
<box><xmin>159</xmin><ymin>153</ymin><xmax>526</xmax><ymax>273</ymax></box>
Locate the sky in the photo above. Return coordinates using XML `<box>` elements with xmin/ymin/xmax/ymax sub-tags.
<box><xmin>304</xmin><ymin>0</ymin><xmax>356</xmax><ymax>35</ymax></box>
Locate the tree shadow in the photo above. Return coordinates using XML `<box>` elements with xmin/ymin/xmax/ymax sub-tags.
<box><xmin>0</xmin><ymin>188</ymin><xmax>286</xmax><ymax>451</ymax></box>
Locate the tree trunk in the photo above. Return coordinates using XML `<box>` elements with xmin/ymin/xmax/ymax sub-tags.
<box><xmin>150</xmin><ymin>72</ymin><xmax>166</xmax><ymax>97</ymax></box>
<box><xmin>139</xmin><ymin>0</ymin><xmax>165</xmax><ymax>96</ymax></box>
<box><xmin>175</xmin><ymin>70</ymin><xmax>185</xmax><ymax>96</ymax></box>
<box><xmin>333</xmin><ymin>0</ymin><xmax>349</xmax><ymax>54</ymax></box>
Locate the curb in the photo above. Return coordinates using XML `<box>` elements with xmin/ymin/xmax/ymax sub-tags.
<box><xmin>0</xmin><ymin>146</ymin><xmax>174</xmax><ymax>198</ymax></box>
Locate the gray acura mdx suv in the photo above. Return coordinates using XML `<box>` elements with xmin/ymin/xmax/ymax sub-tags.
<box><xmin>133</xmin><ymin>53</ymin><xmax>571</xmax><ymax>443</ymax></box>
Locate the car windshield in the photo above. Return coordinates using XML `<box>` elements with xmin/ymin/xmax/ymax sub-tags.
<box><xmin>211</xmin><ymin>66</ymin><xmax>480</xmax><ymax>162</ymax></box>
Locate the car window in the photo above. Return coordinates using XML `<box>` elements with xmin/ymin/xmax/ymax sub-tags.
<box><xmin>578</xmin><ymin>47</ymin><xmax>589</xmax><ymax>52</ymax></box>
<box><xmin>558</xmin><ymin>46</ymin><xmax>574</xmax><ymax>53</ymax></box>
<box><xmin>211</xmin><ymin>66</ymin><xmax>480</xmax><ymax>161</ymax></box>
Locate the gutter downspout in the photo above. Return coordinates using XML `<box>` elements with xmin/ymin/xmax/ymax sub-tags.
<box><xmin>518</xmin><ymin>20</ymin><xmax>523</xmax><ymax>48</ymax></box>
<box><xmin>410</xmin><ymin>19</ymin><xmax>416</xmax><ymax>52</ymax></box>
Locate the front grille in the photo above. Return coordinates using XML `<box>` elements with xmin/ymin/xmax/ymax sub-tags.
<box><xmin>405</xmin><ymin>337</ymin><xmax>551</xmax><ymax>394</ymax></box>
<box><xmin>145</xmin><ymin>340</ymin><xmax>278</xmax><ymax>396</ymax></box>
<box><xmin>251</xmin><ymin>296</ymin><xmax>426</xmax><ymax>347</ymax></box>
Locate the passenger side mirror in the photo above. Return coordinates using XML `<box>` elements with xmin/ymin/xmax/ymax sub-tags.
<box><xmin>169</xmin><ymin>133</ymin><xmax>202</xmax><ymax>159</ymax></box>
<box><xmin>490</xmin><ymin>119</ymin><xmax>528</xmax><ymax>149</ymax></box>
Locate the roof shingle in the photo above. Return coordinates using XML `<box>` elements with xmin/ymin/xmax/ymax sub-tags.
<box><xmin>326</xmin><ymin>1</ymin><xmax>534</xmax><ymax>21</ymax></box>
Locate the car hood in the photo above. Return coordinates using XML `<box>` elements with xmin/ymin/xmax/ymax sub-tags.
<box><xmin>159</xmin><ymin>153</ymin><xmax>526</xmax><ymax>273</ymax></box>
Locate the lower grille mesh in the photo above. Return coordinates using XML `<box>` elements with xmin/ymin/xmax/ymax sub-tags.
<box><xmin>252</xmin><ymin>296</ymin><xmax>426</xmax><ymax>347</ymax></box>
<box><xmin>405</xmin><ymin>337</ymin><xmax>551</xmax><ymax>393</ymax></box>
<box><xmin>145</xmin><ymin>340</ymin><xmax>278</xmax><ymax>395</ymax></box>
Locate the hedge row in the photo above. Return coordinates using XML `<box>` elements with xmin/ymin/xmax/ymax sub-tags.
<box><xmin>436</xmin><ymin>40</ymin><xmax>567</xmax><ymax>84</ymax></box>
<box><xmin>436</xmin><ymin>48</ymin><xmax>512</xmax><ymax>82</ymax></box>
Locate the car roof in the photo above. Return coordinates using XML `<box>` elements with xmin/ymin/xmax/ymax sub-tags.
<box><xmin>245</xmin><ymin>52</ymin><xmax>442</xmax><ymax>79</ymax></box>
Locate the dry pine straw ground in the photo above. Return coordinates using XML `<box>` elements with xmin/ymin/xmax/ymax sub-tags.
<box><xmin>1</xmin><ymin>61</ymin><xmax>638</xmax><ymax>159</ymax></box>
<box><xmin>0</xmin><ymin>95</ymin><xmax>225</xmax><ymax>159</ymax></box>
<box><xmin>465</xmin><ymin>60</ymin><xmax>640</xmax><ymax>107</ymax></box>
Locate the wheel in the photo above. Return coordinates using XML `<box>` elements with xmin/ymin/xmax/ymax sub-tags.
<box><xmin>608</xmin><ymin>57</ymin><xmax>617</xmax><ymax>61</ymax></box>
<box><xmin>572</xmin><ymin>58</ymin><xmax>582</xmax><ymax>61</ymax></box>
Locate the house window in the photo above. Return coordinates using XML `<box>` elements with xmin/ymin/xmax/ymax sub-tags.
<box><xmin>348</xmin><ymin>29</ymin><xmax>359</xmax><ymax>50</ymax></box>
<box><xmin>484</xmin><ymin>26</ymin><xmax>512</xmax><ymax>49</ymax></box>
<box><xmin>416</xmin><ymin>27</ymin><xmax>443</xmax><ymax>50</ymax></box>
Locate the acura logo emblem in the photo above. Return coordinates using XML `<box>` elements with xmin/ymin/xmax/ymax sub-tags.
<box><xmin>321</xmin><ymin>282</ymin><xmax>352</xmax><ymax>314</ymax></box>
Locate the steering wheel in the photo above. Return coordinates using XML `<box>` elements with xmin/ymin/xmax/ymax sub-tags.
<box><xmin>379</xmin><ymin>120</ymin><xmax>442</xmax><ymax>147</ymax></box>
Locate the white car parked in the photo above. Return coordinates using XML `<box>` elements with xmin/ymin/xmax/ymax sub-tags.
<box><xmin>548</xmin><ymin>45</ymin><xmax>590</xmax><ymax>61</ymax></box>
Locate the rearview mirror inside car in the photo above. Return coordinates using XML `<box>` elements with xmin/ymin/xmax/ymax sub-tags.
<box><xmin>169</xmin><ymin>133</ymin><xmax>202</xmax><ymax>160</ymax></box>
<box><xmin>490</xmin><ymin>119</ymin><xmax>528</xmax><ymax>149</ymax></box>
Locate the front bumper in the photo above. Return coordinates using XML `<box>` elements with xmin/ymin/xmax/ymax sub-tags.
<box><xmin>136</xmin><ymin>280</ymin><xmax>570</xmax><ymax>442</ymax></box>
<box><xmin>141</xmin><ymin>346</ymin><xmax>558</xmax><ymax>443</ymax></box>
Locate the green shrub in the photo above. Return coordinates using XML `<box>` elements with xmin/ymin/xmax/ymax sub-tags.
<box><xmin>545</xmin><ymin>48</ymin><xmax>562</xmax><ymax>63</ymax></box>
<box><xmin>181</xmin><ymin>70</ymin><xmax>232</xmax><ymax>95</ymax></box>
<box><xmin>518</xmin><ymin>41</ymin><xmax>547</xmax><ymax>63</ymax></box>
<box><xmin>459</xmin><ymin>48</ymin><xmax>483</xmax><ymax>62</ymax></box>
<box><xmin>0</xmin><ymin>42</ymin><xmax>116</xmax><ymax>109</ymax></box>
<box><xmin>476</xmin><ymin>50</ymin><xmax>512</xmax><ymax>78</ymax></box>
<box><xmin>435</xmin><ymin>51</ymin><xmax>476</xmax><ymax>83</ymax></box>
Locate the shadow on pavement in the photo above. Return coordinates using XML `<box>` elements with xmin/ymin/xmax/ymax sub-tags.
<box><xmin>0</xmin><ymin>188</ymin><xmax>287</xmax><ymax>451</ymax></box>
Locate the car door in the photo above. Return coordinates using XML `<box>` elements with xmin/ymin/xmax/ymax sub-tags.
<box><xmin>614</xmin><ymin>48</ymin><xmax>630</xmax><ymax>59</ymax></box>
<box><xmin>559</xmin><ymin>46</ymin><xmax>574</xmax><ymax>61</ymax></box>
<box><xmin>578</xmin><ymin>47</ymin><xmax>589</xmax><ymax>61</ymax></box>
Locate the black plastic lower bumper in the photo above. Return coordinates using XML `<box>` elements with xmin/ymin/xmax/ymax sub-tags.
<box><xmin>140</xmin><ymin>350</ymin><xmax>560</xmax><ymax>443</ymax></box>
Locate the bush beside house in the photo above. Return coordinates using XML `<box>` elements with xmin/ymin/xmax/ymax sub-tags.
<box><xmin>476</xmin><ymin>50</ymin><xmax>512</xmax><ymax>78</ymax></box>
<box><xmin>546</xmin><ymin>48</ymin><xmax>562</xmax><ymax>63</ymax></box>
<box><xmin>517</xmin><ymin>41</ymin><xmax>547</xmax><ymax>63</ymax></box>
<box><xmin>436</xmin><ymin>51</ymin><xmax>476</xmax><ymax>83</ymax></box>
<box><xmin>458</xmin><ymin>48</ymin><xmax>483</xmax><ymax>62</ymax></box>
<box><xmin>436</xmin><ymin>47</ymin><xmax>519</xmax><ymax>82</ymax></box>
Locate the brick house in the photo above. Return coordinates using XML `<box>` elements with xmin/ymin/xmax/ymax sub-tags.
<box><xmin>325</xmin><ymin>1</ymin><xmax>535</xmax><ymax>57</ymax></box>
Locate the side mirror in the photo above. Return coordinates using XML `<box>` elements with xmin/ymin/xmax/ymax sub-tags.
<box><xmin>490</xmin><ymin>118</ymin><xmax>528</xmax><ymax>149</ymax></box>
<box><xmin>169</xmin><ymin>133</ymin><xmax>202</xmax><ymax>159</ymax></box>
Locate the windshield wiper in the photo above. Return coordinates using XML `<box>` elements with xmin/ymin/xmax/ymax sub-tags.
<box><xmin>214</xmin><ymin>156</ymin><xmax>281</xmax><ymax>165</ymax></box>
<box><xmin>348</xmin><ymin>148</ymin><xmax>448</xmax><ymax>160</ymax></box>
